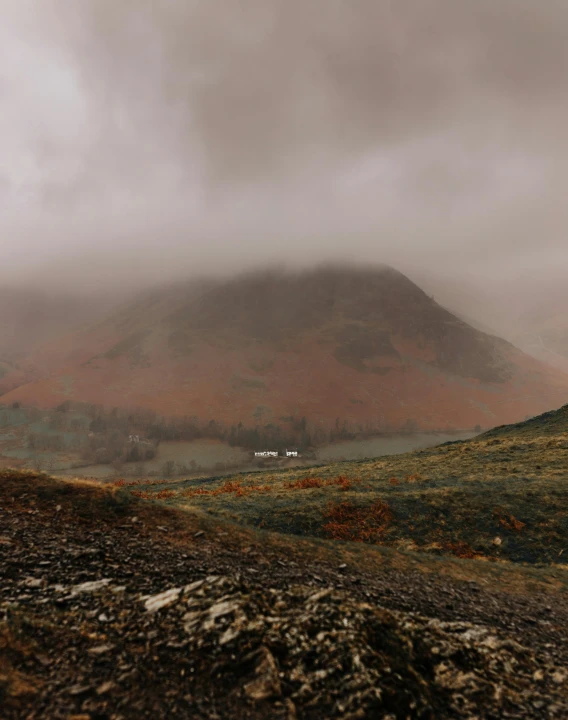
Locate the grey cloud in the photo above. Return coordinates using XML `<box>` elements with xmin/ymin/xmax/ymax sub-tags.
<box><xmin>0</xmin><ymin>0</ymin><xmax>567</xmax><ymax>339</ymax></box>
<box><xmin>27</xmin><ymin>0</ymin><xmax>568</xmax><ymax>190</ymax></box>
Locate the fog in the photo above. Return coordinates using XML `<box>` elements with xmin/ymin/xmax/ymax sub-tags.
<box><xmin>1</xmin><ymin>0</ymin><xmax>568</xmax><ymax>334</ymax></box>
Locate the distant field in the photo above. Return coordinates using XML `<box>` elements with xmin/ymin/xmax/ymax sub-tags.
<box><xmin>53</xmin><ymin>441</ymin><xmax>258</xmax><ymax>480</ymax></box>
<box><xmin>140</xmin><ymin>439</ymin><xmax>251</xmax><ymax>472</ymax></box>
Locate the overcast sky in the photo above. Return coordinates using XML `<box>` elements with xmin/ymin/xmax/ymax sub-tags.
<box><xmin>1</xmin><ymin>0</ymin><xmax>567</xmax><ymax>323</ymax></box>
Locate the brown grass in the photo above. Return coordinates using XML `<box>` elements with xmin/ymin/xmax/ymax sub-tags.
<box><xmin>284</xmin><ymin>475</ymin><xmax>356</xmax><ymax>491</ymax></box>
<box><xmin>442</xmin><ymin>540</ymin><xmax>485</xmax><ymax>560</ymax></box>
<box><xmin>323</xmin><ymin>499</ymin><xmax>393</xmax><ymax>543</ymax></box>
<box><xmin>131</xmin><ymin>489</ymin><xmax>178</xmax><ymax>500</ymax></box>
<box><xmin>285</xmin><ymin>476</ymin><xmax>325</xmax><ymax>489</ymax></box>
<box><xmin>2</xmin><ymin>468</ymin><xmax>567</xmax><ymax>596</ymax></box>
<box><xmin>182</xmin><ymin>479</ymin><xmax>271</xmax><ymax>499</ymax></box>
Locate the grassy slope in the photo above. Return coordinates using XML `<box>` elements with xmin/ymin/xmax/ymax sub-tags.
<box><xmin>1</xmin><ymin>467</ymin><xmax>566</xmax><ymax>596</ymax></box>
<box><xmin>117</xmin><ymin>405</ymin><xmax>568</xmax><ymax>566</ymax></box>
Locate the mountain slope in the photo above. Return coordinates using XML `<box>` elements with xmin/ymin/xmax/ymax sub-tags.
<box><xmin>2</xmin><ymin>265</ymin><xmax>568</xmax><ymax>433</ymax></box>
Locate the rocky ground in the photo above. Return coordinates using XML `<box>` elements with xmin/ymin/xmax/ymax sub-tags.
<box><xmin>1</xmin><ymin>470</ymin><xmax>567</xmax><ymax>719</ymax></box>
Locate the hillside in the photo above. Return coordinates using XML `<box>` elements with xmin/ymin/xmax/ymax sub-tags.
<box><xmin>3</xmin><ymin>265</ymin><xmax>568</xmax><ymax>435</ymax></box>
<box><xmin>1</xmin><ymin>468</ymin><xmax>567</xmax><ymax>719</ymax></box>
<box><xmin>479</xmin><ymin>401</ymin><xmax>568</xmax><ymax>439</ymax></box>
<box><xmin>114</xmin><ymin>402</ymin><xmax>568</xmax><ymax>566</ymax></box>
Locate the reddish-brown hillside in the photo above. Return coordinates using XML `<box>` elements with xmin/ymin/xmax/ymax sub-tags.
<box><xmin>2</xmin><ymin>265</ymin><xmax>568</xmax><ymax>432</ymax></box>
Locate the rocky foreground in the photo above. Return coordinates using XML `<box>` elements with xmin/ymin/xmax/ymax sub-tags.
<box><xmin>1</xmin><ymin>471</ymin><xmax>567</xmax><ymax>719</ymax></box>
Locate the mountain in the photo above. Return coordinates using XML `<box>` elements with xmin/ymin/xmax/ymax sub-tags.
<box><xmin>2</xmin><ymin>265</ymin><xmax>568</xmax><ymax>433</ymax></box>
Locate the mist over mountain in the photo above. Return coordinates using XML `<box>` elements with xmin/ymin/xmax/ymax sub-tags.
<box><xmin>1</xmin><ymin>0</ymin><xmax>567</xmax><ymax>323</ymax></box>
<box><xmin>0</xmin><ymin>286</ymin><xmax>128</xmax><ymax>363</ymax></box>
<box><xmin>2</xmin><ymin>266</ymin><xmax>567</xmax><ymax>437</ymax></box>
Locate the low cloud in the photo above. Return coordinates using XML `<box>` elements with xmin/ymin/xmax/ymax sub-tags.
<box><xmin>1</xmin><ymin>0</ymin><xmax>567</xmax><ymax>326</ymax></box>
